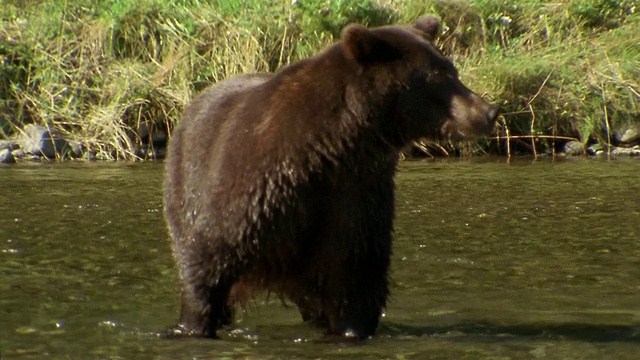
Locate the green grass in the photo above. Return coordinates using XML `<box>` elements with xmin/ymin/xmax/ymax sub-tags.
<box><xmin>1</xmin><ymin>0</ymin><xmax>638</xmax><ymax>158</ymax></box>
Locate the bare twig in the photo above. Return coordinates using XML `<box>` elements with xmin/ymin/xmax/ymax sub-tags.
<box><xmin>527</xmin><ymin>71</ymin><xmax>554</xmax><ymax>159</ymax></box>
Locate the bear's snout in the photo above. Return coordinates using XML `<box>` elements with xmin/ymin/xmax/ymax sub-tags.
<box><xmin>483</xmin><ymin>103</ymin><xmax>499</xmax><ymax>133</ymax></box>
<box><xmin>487</xmin><ymin>104</ymin><xmax>499</xmax><ymax>124</ymax></box>
<box><xmin>443</xmin><ymin>94</ymin><xmax>499</xmax><ymax>140</ymax></box>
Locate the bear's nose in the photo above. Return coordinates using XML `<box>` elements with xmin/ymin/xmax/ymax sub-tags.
<box><xmin>487</xmin><ymin>105</ymin><xmax>499</xmax><ymax>122</ymax></box>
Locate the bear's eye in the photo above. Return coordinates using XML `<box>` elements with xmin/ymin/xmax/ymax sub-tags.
<box><xmin>450</xmin><ymin>67</ymin><xmax>459</xmax><ymax>79</ymax></box>
<box><xmin>427</xmin><ymin>68</ymin><xmax>446</xmax><ymax>82</ymax></box>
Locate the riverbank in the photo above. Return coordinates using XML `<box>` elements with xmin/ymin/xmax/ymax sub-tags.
<box><xmin>1</xmin><ymin>0</ymin><xmax>639</xmax><ymax>161</ymax></box>
<box><xmin>1</xmin><ymin>121</ymin><xmax>638</xmax><ymax>164</ymax></box>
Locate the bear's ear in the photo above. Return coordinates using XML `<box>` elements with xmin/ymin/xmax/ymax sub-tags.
<box><xmin>414</xmin><ymin>15</ymin><xmax>440</xmax><ymax>42</ymax></box>
<box><xmin>342</xmin><ymin>24</ymin><xmax>403</xmax><ymax>66</ymax></box>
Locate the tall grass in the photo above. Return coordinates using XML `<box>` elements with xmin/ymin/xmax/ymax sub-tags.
<box><xmin>1</xmin><ymin>0</ymin><xmax>638</xmax><ymax>158</ymax></box>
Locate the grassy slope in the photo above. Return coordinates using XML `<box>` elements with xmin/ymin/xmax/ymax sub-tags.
<box><xmin>1</xmin><ymin>0</ymin><xmax>638</xmax><ymax>158</ymax></box>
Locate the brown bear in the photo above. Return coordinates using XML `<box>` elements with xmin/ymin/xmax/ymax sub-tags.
<box><xmin>164</xmin><ymin>15</ymin><xmax>497</xmax><ymax>339</ymax></box>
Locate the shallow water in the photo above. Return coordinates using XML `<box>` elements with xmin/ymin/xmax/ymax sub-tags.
<box><xmin>1</xmin><ymin>158</ymin><xmax>639</xmax><ymax>359</ymax></box>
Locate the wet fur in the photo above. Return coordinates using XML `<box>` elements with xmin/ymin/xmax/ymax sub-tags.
<box><xmin>164</xmin><ymin>16</ymin><xmax>497</xmax><ymax>338</ymax></box>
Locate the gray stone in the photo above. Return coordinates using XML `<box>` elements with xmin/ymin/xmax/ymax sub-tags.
<box><xmin>0</xmin><ymin>148</ymin><xmax>16</xmax><ymax>164</ymax></box>
<box><xmin>67</xmin><ymin>141</ymin><xmax>84</xmax><ymax>158</ymax></box>
<box><xmin>614</xmin><ymin>123</ymin><xmax>640</xmax><ymax>145</ymax></box>
<box><xmin>0</xmin><ymin>140</ymin><xmax>18</xmax><ymax>151</ymax></box>
<box><xmin>563</xmin><ymin>141</ymin><xmax>586</xmax><ymax>156</ymax></box>
<box><xmin>20</xmin><ymin>124</ymin><xmax>69</xmax><ymax>159</ymax></box>
<box><xmin>587</xmin><ymin>143</ymin><xmax>607</xmax><ymax>156</ymax></box>
<box><xmin>83</xmin><ymin>150</ymin><xmax>97</xmax><ymax>161</ymax></box>
<box><xmin>11</xmin><ymin>149</ymin><xmax>26</xmax><ymax>159</ymax></box>
<box><xmin>611</xmin><ymin>146</ymin><xmax>640</xmax><ymax>156</ymax></box>
<box><xmin>95</xmin><ymin>151</ymin><xmax>112</xmax><ymax>161</ymax></box>
<box><xmin>138</xmin><ymin>123</ymin><xmax>168</xmax><ymax>146</ymax></box>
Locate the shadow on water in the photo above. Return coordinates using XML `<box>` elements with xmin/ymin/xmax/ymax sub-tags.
<box><xmin>380</xmin><ymin>321</ymin><xmax>640</xmax><ymax>343</ymax></box>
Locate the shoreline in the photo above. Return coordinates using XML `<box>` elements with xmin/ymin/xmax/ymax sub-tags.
<box><xmin>1</xmin><ymin>122</ymin><xmax>638</xmax><ymax>164</ymax></box>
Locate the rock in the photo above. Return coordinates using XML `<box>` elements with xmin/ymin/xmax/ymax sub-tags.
<box><xmin>95</xmin><ymin>151</ymin><xmax>112</xmax><ymax>161</ymax></box>
<box><xmin>0</xmin><ymin>140</ymin><xmax>18</xmax><ymax>151</ymax></box>
<box><xmin>587</xmin><ymin>143</ymin><xmax>606</xmax><ymax>156</ymax></box>
<box><xmin>0</xmin><ymin>148</ymin><xmax>16</xmax><ymax>164</ymax></box>
<box><xmin>138</xmin><ymin>122</ymin><xmax>168</xmax><ymax>147</ymax></box>
<box><xmin>11</xmin><ymin>149</ymin><xmax>26</xmax><ymax>159</ymax></box>
<box><xmin>611</xmin><ymin>146</ymin><xmax>640</xmax><ymax>156</ymax></box>
<box><xmin>83</xmin><ymin>150</ymin><xmax>97</xmax><ymax>161</ymax></box>
<box><xmin>563</xmin><ymin>140</ymin><xmax>586</xmax><ymax>156</ymax></box>
<box><xmin>67</xmin><ymin>141</ymin><xmax>84</xmax><ymax>158</ymax></box>
<box><xmin>19</xmin><ymin>124</ymin><xmax>69</xmax><ymax>159</ymax></box>
<box><xmin>614</xmin><ymin>123</ymin><xmax>640</xmax><ymax>145</ymax></box>
<box><xmin>134</xmin><ymin>145</ymin><xmax>166</xmax><ymax>160</ymax></box>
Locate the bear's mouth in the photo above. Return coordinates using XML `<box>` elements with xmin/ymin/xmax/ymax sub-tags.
<box><xmin>440</xmin><ymin>119</ymin><xmax>493</xmax><ymax>141</ymax></box>
<box><xmin>440</xmin><ymin>95</ymin><xmax>498</xmax><ymax>141</ymax></box>
<box><xmin>439</xmin><ymin>104</ymin><xmax>498</xmax><ymax>141</ymax></box>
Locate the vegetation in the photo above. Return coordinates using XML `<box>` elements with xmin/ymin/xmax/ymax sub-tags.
<box><xmin>1</xmin><ymin>0</ymin><xmax>638</xmax><ymax>159</ymax></box>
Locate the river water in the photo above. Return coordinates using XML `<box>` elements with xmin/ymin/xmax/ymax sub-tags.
<box><xmin>1</xmin><ymin>158</ymin><xmax>639</xmax><ymax>359</ymax></box>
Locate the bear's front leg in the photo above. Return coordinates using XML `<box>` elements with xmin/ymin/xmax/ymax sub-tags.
<box><xmin>324</xmin><ymin>260</ymin><xmax>390</xmax><ymax>339</ymax></box>
<box><xmin>328</xmin><ymin>288</ymin><xmax>387</xmax><ymax>338</ymax></box>
<box><xmin>172</xmin><ymin>280</ymin><xmax>234</xmax><ymax>338</ymax></box>
<box><xmin>170</xmin><ymin>242</ymin><xmax>236</xmax><ymax>338</ymax></box>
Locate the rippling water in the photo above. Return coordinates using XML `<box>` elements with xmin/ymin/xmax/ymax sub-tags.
<box><xmin>1</xmin><ymin>158</ymin><xmax>639</xmax><ymax>359</ymax></box>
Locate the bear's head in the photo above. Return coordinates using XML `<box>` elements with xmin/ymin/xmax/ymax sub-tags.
<box><xmin>341</xmin><ymin>16</ymin><xmax>498</xmax><ymax>145</ymax></box>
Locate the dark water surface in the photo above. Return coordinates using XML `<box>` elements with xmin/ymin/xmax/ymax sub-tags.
<box><xmin>1</xmin><ymin>158</ymin><xmax>639</xmax><ymax>359</ymax></box>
